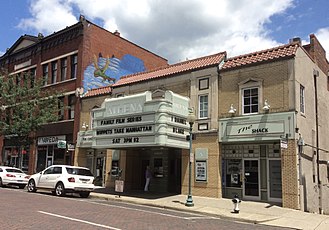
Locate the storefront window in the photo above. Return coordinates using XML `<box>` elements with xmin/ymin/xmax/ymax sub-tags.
<box><xmin>3</xmin><ymin>146</ymin><xmax>29</xmax><ymax>172</ymax></box>
<box><xmin>54</xmin><ymin>147</ymin><xmax>65</xmax><ymax>165</ymax></box>
<box><xmin>21</xmin><ymin>148</ymin><xmax>29</xmax><ymax>172</ymax></box>
<box><xmin>37</xmin><ymin>146</ymin><xmax>47</xmax><ymax>172</ymax></box>
<box><xmin>225</xmin><ymin>159</ymin><xmax>242</xmax><ymax>187</ymax></box>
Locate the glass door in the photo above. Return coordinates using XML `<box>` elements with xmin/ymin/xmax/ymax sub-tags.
<box><xmin>94</xmin><ymin>150</ymin><xmax>106</xmax><ymax>187</ymax></box>
<box><xmin>243</xmin><ymin>159</ymin><xmax>260</xmax><ymax>200</ymax></box>
<box><xmin>268</xmin><ymin>160</ymin><xmax>282</xmax><ymax>202</ymax></box>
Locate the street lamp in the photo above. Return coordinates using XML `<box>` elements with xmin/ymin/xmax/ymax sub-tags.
<box><xmin>186</xmin><ymin>109</ymin><xmax>196</xmax><ymax>207</ymax></box>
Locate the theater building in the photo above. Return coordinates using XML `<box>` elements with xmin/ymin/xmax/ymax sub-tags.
<box><xmin>76</xmin><ymin>35</ymin><xmax>329</xmax><ymax>214</ymax></box>
<box><xmin>76</xmin><ymin>52</ymin><xmax>226</xmax><ymax>194</ymax></box>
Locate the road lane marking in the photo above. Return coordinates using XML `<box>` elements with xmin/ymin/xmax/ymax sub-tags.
<box><xmin>38</xmin><ymin>211</ymin><xmax>121</xmax><ymax>230</ymax></box>
<box><xmin>83</xmin><ymin>200</ymin><xmax>220</xmax><ymax>220</ymax></box>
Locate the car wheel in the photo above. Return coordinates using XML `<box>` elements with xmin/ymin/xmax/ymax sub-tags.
<box><xmin>18</xmin><ymin>184</ymin><xmax>26</xmax><ymax>189</ymax></box>
<box><xmin>55</xmin><ymin>182</ymin><xmax>66</xmax><ymax>197</ymax></box>
<box><xmin>79</xmin><ymin>192</ymin><xmax>90</xmax><ymax>198</ymax></box>
<box><xmin>27</xmin><ymin>179</ymin><xmax>37</xmax><ymax>192</ymax></box>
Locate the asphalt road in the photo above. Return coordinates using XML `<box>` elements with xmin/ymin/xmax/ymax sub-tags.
<box><xmin>0</xmin><ymin>187</ymin><xmax>291</xmax><ymax>230</ymax></box>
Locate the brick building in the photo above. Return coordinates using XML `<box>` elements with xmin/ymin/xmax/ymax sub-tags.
<box><xmin>0</xmin><ymin>16</ymin><xmax>167</xmax><ymax>174</ymax></box>
<box><xmin>76</xmin><ymin>34</ymin><xmax>329</xmax><ymax>214</ymax></box>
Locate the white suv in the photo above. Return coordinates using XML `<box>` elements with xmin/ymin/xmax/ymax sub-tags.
<box><xmin>27</xmin><ymin>165</ymin><xmax>95</xmax><ymax>198</ymax></box>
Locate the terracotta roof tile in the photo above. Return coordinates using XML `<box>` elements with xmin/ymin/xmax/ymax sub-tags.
<box><xmin>113</xmin><ymin>52</ymin><xmax>226</xmax><ymax>87</ymax></box>
<box><xmin>84</xmin><ymin>85</ymin><xmax>112</xmax><ymax>98</ymax></box>
<box><xmin>222</xmin><ymin>43</ymin><xmax>299</xmax><ymax>70</ymax></box>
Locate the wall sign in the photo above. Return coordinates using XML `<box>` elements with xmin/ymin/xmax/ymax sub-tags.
<box><xmin>195</xmin><ymin>160</ymin><xmax>207</xmax><ymax>182</ymax></box>
<box><xmin>228</xmin><ymin>122</ymin><xmax>284</xmax><ymax>136</ymax></box>
<box><xmin>219</xmin><ymin>112</ymin><xmax>295</xmax><ymax>142</ymax></box>
<box><xmin>38</xmin><ymin>135</ymin><xmax>66</xmax><ymax>145</ymax></box>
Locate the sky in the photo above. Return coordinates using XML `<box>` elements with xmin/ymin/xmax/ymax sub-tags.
<box><xmin>0</xmin><ymin>0</ymin><xmax>328</xmax><ymax>64</ymax></box>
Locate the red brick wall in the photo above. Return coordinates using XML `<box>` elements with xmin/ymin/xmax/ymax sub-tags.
<box><xmin>81</xmin><ymin>22</ymin><xmax>168</xmax><ymax>74</ymax></box>
<box><xmin>304</xmin><ymin>34</ymin><xmax>329</xmax><ymax>75</ymax></box>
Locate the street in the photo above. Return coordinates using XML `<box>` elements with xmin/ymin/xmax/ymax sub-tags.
<box><xmin>0</xmin><ymin>187</ymin><xmax>290</xmax><ymax>230</ymax></box>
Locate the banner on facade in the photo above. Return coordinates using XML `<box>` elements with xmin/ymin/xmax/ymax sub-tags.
<box><xmin>280</xmin><ymin>139</ymin><xmax>288</xmax><ymax>149</ymax></box>
<box><xmin>195</xmin><ymin>160</ymin><xmax>207</xmax><ymax>182</ymax></box>
<box><xmin>57</xmin><ymin>140</ymin><xmax>67</xmax><ymax>149</ymax></box>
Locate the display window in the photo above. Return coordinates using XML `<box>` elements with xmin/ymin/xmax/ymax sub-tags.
<box><xmin>225</xmin><ymin>159</ymin><xmax>242</xmax><ymax>187</ymax></box>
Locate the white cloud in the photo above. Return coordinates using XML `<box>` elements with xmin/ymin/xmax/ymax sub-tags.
<box><xmin>18</xmin><ymin>0</ymin><xmax>77</xmax><ymax>34</ymax></box>
<box><xmin>315</xmin><ymin>28</ymin><xmax>329</xmax><ymax>61</ymax></box>
<box><xmin>18</xmin><ymin>0</ymin><xmax>295</xmax><ymax>63</ymax></box>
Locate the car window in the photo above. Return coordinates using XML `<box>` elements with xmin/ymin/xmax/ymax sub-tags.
<box><xmin>66</xmin><ymin>167</ymin><xmax>93</xmax><ymax>176</ymax></box>
<box><xmin>6</xmin><ymin>168</ymin><xmax>24</xmax><ymax>173</ymax></box>
<box><xmin>43</xmin><ymin>167</ymin><xmax>54</xmax><ymax>175</ymax></box>
<box><xmin>53</xmin><ymin>167</ymin><xmax>62</xmax><ymax>174</ymax></box>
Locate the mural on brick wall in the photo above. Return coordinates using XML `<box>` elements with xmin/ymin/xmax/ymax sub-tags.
<box><xmin>83</xmin><ymin>54</ymin><xmax>145</xmax><ymax>92</ymax></box>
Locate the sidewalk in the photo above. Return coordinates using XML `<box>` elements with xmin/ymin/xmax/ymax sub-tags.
<box><xmin>90</xmin><ymin>188</ymin><xmax>329</xmax><ymax>230</ymax></box>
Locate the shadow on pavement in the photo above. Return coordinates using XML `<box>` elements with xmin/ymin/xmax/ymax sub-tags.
<box><xmin>93</xmin><ymin>187</ymin><xmax>179</xmax><ymax>200</ymax></box>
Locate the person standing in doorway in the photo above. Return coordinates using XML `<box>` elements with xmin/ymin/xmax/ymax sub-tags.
<box><xmin>144</xmin><ymin>166</ymin><xmax>152</xmax><ymax>192</ymax></box>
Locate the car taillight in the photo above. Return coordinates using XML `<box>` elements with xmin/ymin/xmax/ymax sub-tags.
<box><xmin>68</xmin><ymin>177</ymin><xmax>75</xmax><ymax>182</ymax></box>
<box><xmin>25</xmin><ymin>176</ymin><xmax>30</xmax><ymax>179</ymax></box>
<box><xmin>6</xmin><ymin>174</ymin><xmax>16</xmax><ymax>177</ymax></box>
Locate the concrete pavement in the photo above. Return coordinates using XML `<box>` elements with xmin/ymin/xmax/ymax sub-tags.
<box><xmin>90</xmin><ymin>188</ymin><xmax>329</xmax><ymax>230</ymax></box>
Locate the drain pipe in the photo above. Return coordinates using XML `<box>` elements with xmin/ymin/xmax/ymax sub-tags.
<box><xmin>313</xmin><ymin>69</ymin><xmax>322</xmax><ymax>214</ymax></box>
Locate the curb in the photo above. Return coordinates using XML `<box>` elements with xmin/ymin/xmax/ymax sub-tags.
<box><xmin>89</xmin><ymin>193</ymin><xmax>279</xmax><ymax>226</ymax></box>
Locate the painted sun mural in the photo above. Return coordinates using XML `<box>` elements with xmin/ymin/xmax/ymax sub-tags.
<box><xmin>83</xmin><ymin>54</ymin><xmax>146</xmax><ymax>92</ymax></box>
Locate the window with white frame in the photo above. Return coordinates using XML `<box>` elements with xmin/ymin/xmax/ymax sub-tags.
<box><xmin>42</xmin><ymin>64</ymin><xmax>48</xmax><ymax>86</ymax></box>
<box><xmin>60</xmin><ymin>58</ymin><xmax>67</xmax><ymax>81</ymax></box>
<box><xmin>70</xmin><ymin>54</ymin><xmax>78</xmax><ymax>79</ymax></box>
<box><xmin>242</xmin><ymin>87</ymin><xmax>259</xmax><ymax>114</ymax></box>
<box><xmin>199</xmin><ymin>94</ymin><xmax>208</xmax><ymax>118</ymax></box>
<box><xmin>300</xmin><ymin>84</ymin><xmax>305</xmax><ymax>114</ymax></box>
<box><xmin>90</xmin><ymin>106</ymin><xmax>100</xmax><ymax>128</ymax></box>
<box><xmin>30</xmin><ymin>68</ymin><xmax>36</xmax><ymax>88</ymax></box>
<box><xmin>51</xmin><ymin>61</ymin><xmax>57</xmax><ymax>84</ymax></box>
<box><xmin>68</xmin><ymin>95</ymin><xmax>75</xmax><ymax>119</ymax></box>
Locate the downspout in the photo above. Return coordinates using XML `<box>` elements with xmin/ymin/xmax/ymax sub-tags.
<box><xmin>313</xmin><ymin>69</ymin><xmax>322</xmax><ymax>214</ymax></box>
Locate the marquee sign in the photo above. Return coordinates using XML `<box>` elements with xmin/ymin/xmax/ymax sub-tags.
<box><xmin>77</xmin><ymin>90</ymin><xmax>191</xmax><ymax>149</ymax></box>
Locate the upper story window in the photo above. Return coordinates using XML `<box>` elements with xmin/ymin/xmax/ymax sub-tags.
<box><xmin>16</xmin><ymin>74</ymin><xmax>21</xmax><ymax>86</ymax></box>
<box><xmin>68</xmin><ymin>95</ymin><xmax>75</xmax><ymax>119</ymax></box>
<box><xmin>199</xmin><ymin>78</ymin><xmax>209</xmax><ymax>90</ymax></box>
<box><xmin>71</xmin><ymin>54</ymin><xmax>78</xmax><ymax>79</ymax></box>
<box><xmin>58</xmin><ymin>96</ymin><xmax>64</xmax><ymax>121</ymax></box>
<box><xmin>51</xmin><ymin>61</ymin><xmax>57</xmax><ymax>84</ymax></box>
<box><xmin>199</xmin><ymin>94</ymin><xmax>208</xmax><ymax>119</ymax></box>
<box><xmin>239</xmin><ymin>78</ymin><xmax>263</xmax><ymax>115</ymax></box>
<box><xmin>300</xmin><ymin>84</ymin><xmax>305</xmax><ymax>114</ymax></box>
<box><xmin>90</xmin><ymin>106</ymin><xmax>100</xmax><ymax>129</ymax></box>
<box><xmin>42</xmin><ymin>64</ymin><xmax>48</xmax><ymax>86</ymax></box>
<box><xmin>30</xmin><ymin>68</ymin><xmax>36</xmax><ymax>88</ymax></box>
<box><xmin>60</xmin><ymin>58</ymin><xmax>67</xmax><ymax>81</ymax></box>
<box><xmin>242</xmin><ymin>87</ymin><xmax>259</xmax><ymax>114</ymax></box>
